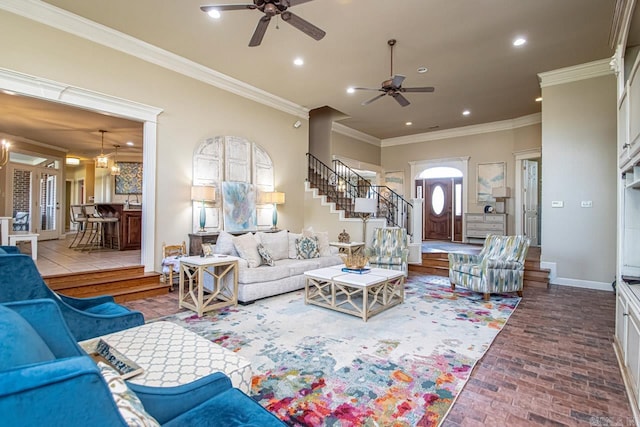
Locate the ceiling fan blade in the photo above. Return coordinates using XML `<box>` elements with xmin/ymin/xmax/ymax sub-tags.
<box><xmin>352</xmin><ymin>87</ymin><xmax>381</xmax><ymax>91</ymax></box>
<box><xmin>392</xmin><ymin>93</ymin><xmax>411</xmax><ymax>107</ymax></box>
<box><xmin>200</xmin><ymin>4</ymin><xmax>256</xmax><ymax>12</ymax></box>
<box><xmin>362</xmin><ymin>93</ymin><xmax>386</xmax><ymax>106</ymax></box>
<box><xmin>249</xmin><ymin>15</ymin><xmax>271</xmax><ymax>47</ymax></box>
<box><xmin>281</xmin><ymin>11</ymin><xmax>326</xmax><ymax>40</ymax></box>
<box><xmin>391</xmin><ymin>74</ymin><xmax>406</xmax><ymax>87</ymax></box>
<box><xmin>402</xmin><ymin>86</ymin><xmax>436</xmax><ymax>93</ymax></box>
<box><xmin>287</xmin><ymin>0</ymin><xmax>315</xmax><ymax>5</ymax></box>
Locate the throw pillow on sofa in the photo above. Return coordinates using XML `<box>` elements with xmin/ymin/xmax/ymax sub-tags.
<box><xmin>233</xmin><ymin>233</ymin><xmax>262</xmax><ymax>268</ymax></box>
<box><xmin>256</xmin><ymin>230</ymin><xmax>289</xmax><ymax>260</ymax></box>
<box><xmin>303</xmin><ymin>227</ymin><xmax>332</xmax><ymax>257</ymax></box>
<box><xmin>288</xmin><ymin>232</ymin><xmax>302</xmax><ymax>259</ymax></box>
<box><xmin>215</xmin><ymin>231</ymin><xmax>240</xmax><ymax>257</ymax></box>
<box><xmin>257</xmin><ymin>243</ymin><xmax>275</xmax><ymax>266</ymax></box>
<box><xmin>296</xmin><ymin>236</ymin><xmax>320</xmax><ymax>259</ymax></box>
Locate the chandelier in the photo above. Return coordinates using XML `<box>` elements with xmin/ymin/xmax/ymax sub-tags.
<box><xmin>95</xmin><ymin>130</ymin><xmax>108</xmax><ymax>168</ymax></box>
<box><xmin>0</xmin><ymin>139</ymin><xmax>10</xmax><ymax>168</ymax></box>
<box><xmin>111</xmin><ymin>144</ymin><xmax>121</xmax><ymax>176</ymax></box>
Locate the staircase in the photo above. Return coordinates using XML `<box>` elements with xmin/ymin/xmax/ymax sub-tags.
<box><xmin>409</xmin><ymin>245</ymin><xmax>550</xmax><ymax>288</ymax></box>
<box><xmin>44</xmin><ymin>266</ymin><xmax>168</xmax><ymax>303</ymax></box>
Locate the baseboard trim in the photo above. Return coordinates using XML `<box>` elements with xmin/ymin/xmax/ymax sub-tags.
<box><xmin>551</xmin><ymin>277</ymin><xmax>613</xmax><ymax>292</ymax></box>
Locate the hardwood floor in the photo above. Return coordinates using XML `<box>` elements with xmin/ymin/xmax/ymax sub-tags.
<box><xmin>34</xmin><ymin>236</ymin><xmax>141</xmax><ymax>277</ymax></box>
<box><xmin>122</xmin><ymin>273</ymin><xmax>634</xmax><ymax>426</ymax></box>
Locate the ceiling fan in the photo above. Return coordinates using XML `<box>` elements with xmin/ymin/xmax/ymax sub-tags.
<box><xmin>352</xmin><ymin>39</ymin><xmax>435</xmax><ymax>107</ymax></box>
<box><xmin>200</xmin><ymin>0</ymin><xmax>326</xmax><ymax>47</ymax></box>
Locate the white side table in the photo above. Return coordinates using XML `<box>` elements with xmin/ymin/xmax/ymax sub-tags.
<box><xmin>329</xmin><ymin>241</ymin><xmax>365</xmax><ymax>256</ymax></box>
<box><xmin>8</xmin><ymin>232</ymin><xmax>39</xmax><ymax>260</ymax></box>
<box><xmin>179</xmin><ymin>255</ymin><xmax>239</xmax><ymax>317</ymax></box>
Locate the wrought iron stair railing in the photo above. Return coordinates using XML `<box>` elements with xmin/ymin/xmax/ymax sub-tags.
<box><xmin>306</xmin><ymin>153</ymin><xmax>412</xmax><ymax>230</ymax></box>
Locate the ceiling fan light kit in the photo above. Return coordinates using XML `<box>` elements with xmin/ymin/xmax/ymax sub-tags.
<box><xmin>201</xmin><ymin>0</ymin><xmax>325</xmax><ymax>47</ymax></box>
<box><xmin>352</xmin><ymin>39</ymin><xmax>435</xmax><ymax>107</ymax></box>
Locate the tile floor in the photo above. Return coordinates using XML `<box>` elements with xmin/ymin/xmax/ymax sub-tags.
<box><xmin>122</xmin><ymin>273</ymin><xmax>635</xmax><ymax>427</ymax></box>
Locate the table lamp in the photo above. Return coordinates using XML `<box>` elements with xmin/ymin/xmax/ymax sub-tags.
<box><xmin>354</xmin><ymin>197</ymin><xmax>377</xmax><ymax>243</ymax></box>
<box><xmin>491</xmin><ymin>187</ymin><xmax>511</xmax><ymax>214</ymax></box>
<box><xmin>191</xmin><ymin>185</ymin><xmax>216</xmax><ymax>232</ymax></box>
<box><xmin>260</xmin><ymin>191</ymin><xmax>286</xmax><ymax>230</ymax></box>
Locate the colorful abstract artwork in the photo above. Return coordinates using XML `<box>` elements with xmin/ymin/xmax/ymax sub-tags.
<box><xmin>115</xmin><ymin>162</ymin><xmax>143</xmax><ymax>194</ymax></box>
<box><xmin>222</xmin><ymin>181</ymin><xmax>256</xmax><ymax>232</ymax></box>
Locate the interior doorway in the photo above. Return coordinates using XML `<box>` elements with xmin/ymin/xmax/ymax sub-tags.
<box><xmin>514</xmin><ymin>150</ymin><xmax>542</xmax><ymax>247</ymax></box>
<box><xmin>415</xmin><ymin>167</ymin><xmax>463</xmax><ymax>242</ymax></box>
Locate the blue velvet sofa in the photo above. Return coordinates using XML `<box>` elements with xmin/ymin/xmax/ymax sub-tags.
<box><xmin>0</xmin><ymin>299</ymin><xmax>286</xmax><ymax>426</ymax></box>
<box><xmin>0</xmin><ymin>246</ymin><xmax>144</xmax><ymax>341</ymax></box>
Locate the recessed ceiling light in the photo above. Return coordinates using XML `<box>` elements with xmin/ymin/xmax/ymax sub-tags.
<box><xmin>405</xmin><ymin>121</ymin><xmax>413</xmax><ymax>126</ymax></box>
<box><xmin>513</xmin><ymin>37</ymin><xmax>527</xmax><ymax>47</ymax></box>
<box><xmin>417</xmin><ymin>67</ymin><xmax>428</xmax><ymax>74</ymax></box>
<box><xmin>126</xmin><ymin>141</ymin><xmax>134</xmax><ymax>146</ymax></box>
<box><xmin>535</xmin><ymin>96</ymin><xmax>543</xmax><ymax>102</ymax></box>
<box><xmin>207</xmin><ymin>9</ymin><xmax>221</xmax><ymax>19</ymax></box>
<box><xmin>346</xmin><ymin>87</ymin><xmax>355</xmax><ymax>94</ymax></box>
<box><xmin>293</xmin><ymin>57</ymin><xmax>304</xmax><ymax>66</ymax></box>
<box><xmin>462</xmin><ymin>110</ymin><xmax>471</xmax><ymax>116</ymax></box>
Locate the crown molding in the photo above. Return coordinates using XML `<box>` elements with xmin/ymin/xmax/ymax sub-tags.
<box><xmin>381</xmin><ymin>113</ymin><xmax>541</xmax><ymax>147</ymax></box>
<box><xmin>538</xmin><ymin>58</ymin><xmax>614</xmax><ymax>88</ymax></box>
<box><xmin>331</xmin><ymin>122</ymin><xmax>381</xmax><ymax>146</ymax></box>
<box><xmin>0</xmin><ymin>0</ymin><xmax>309</xmax><ymax>119</ymax></box>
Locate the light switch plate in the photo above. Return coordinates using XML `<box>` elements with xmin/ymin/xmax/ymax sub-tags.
<box><xmin>581</xmin><ymin>201</ymin><xmax>593</xmax><ymax>208</ymax></box>
<box><xmin>551</xmin><ymin>201</ymin><xmax>564</xmax><ymax>208</ymax></box>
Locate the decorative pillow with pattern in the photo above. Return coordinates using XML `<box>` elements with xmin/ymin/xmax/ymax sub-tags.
<box><xmin>256</xmin><ymin>243</ymin><xmax>275</xmax><ymax>266</ymax></box>
<box><xmin>97</xmin><ymin>362</ymin><xmax>160</xmax><ymax>427</ymax></box>
<box><xmin>302</xmin><ymin>227</ymin><xmax>332</xmax><ymax>257</ymax></box>
<box><xmin>295</xmin><ymin>236</ymin><xmax>320</xmax><ymax>260</ymax></box>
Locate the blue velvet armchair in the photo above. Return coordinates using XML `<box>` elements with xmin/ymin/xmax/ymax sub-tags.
<box><xmin>0</xmin><ymin>247</ymin><xmax>144</xmax><ymax>341</ymax></box>
<box><xmin>0</xmin><ymin>299</ymin><xmax>286</xmax><ymax>427</ymax></box>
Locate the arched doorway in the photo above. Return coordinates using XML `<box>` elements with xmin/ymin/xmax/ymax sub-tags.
<box><xmin>415</xmin><ymin>166</ymin><xmax>463</xmax><ymax>242</ymax></box>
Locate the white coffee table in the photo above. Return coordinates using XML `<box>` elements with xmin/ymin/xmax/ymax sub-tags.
<box><xmin>304</xmin><ymin>265</ymin><xmax>405</xmax><ymax>321</ymax></box>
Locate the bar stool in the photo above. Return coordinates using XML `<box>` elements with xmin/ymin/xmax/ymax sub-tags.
<box><xmin>68</xmin><ymin>205</ymin><xmax>88</xmax><ymax>249</ymax></box>
<box><xmin>83</xmin><ymin>207</ymin><xmax>119</xmax><ymax>252</ymax></box>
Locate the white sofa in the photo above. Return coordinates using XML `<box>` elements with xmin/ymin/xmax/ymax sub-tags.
<box><xmin>209</xmin><ymin>229</ymin><xmax>342</xmax><ymax>304</ymax></box>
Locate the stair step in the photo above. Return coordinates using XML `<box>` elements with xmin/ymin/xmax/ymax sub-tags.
<box><xmin>56</xmin><ymin>273</ymin><xmax>163</xmax><ymax>298</ymax></box>
<box><xmin>111</xmin><ymin>283</ymin><xmax>169</xmax><ymax>303</ymax></box>
<box><xmin>45</xmin><ymin>266</ymin><xmax>146</xmax><ymax>290</ymax></box>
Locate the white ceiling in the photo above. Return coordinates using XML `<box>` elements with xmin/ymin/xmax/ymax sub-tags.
<box><xmin>0</xmin><ymin>0</ymin><xmax>617</xmax><ymax>158</ymax></box>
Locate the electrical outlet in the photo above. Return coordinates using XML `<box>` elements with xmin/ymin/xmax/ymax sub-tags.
<box><xmin>581</xmin><ymin>201</ymin><xmax>593</xmax><ymax>208</ymax></box>
<box><xmin>551</xmin><ymin>201</ymin><xmax>564</xmax><ymax>208</ymax></box>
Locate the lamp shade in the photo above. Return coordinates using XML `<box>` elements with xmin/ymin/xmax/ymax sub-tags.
<box><xmin>354</xmin><ymin>197</ymin><xmax>377</xmax><ymax>214</ymax></box>
<box><xmin>260</xmin><ymin>191</ymin><xmax>285</xmax><ymax>205</ymax></box>
<box><xmin>191</xmin><ymin>185</ymin><xmax>216</xmax><ymax>202</ymax></box>
<box><xmin>491</xmin><ymin>187</ymin><xmax>511</xmax><ymax>198</ymax></box>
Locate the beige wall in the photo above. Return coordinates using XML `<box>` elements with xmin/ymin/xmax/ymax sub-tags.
<box><xmin>0</xmin><ymin>11</ymin><xmax>307</xmax><ymax>270</ymax></box>
<box><xmin>381</xmin><ymin>124</ymin><xmax>541</xmax><ymax>233</ymax></box>
<box><xmin>541</xmin><ymin>74</ymin><xmax>617</xmax><ymax>285</ymax></box>
<box><xmin>331</xmin><ymin>132</ymin><xmax>380</xmax><ymax>166</ymax></box>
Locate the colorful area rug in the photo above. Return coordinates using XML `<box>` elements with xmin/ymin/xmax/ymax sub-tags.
<box><xmin>162</xmin><ymin>275</ymin><xmax>520</xmax><ymax>426</ymax></box>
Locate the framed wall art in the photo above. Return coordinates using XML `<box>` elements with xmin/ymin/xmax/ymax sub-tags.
<box><xmin>222</xmin><ymin>181</ymin><xmax>257</xmax><ymax>232</ymax></box>
<box><xmin>477</xmin><ymin>162</ymin><xmax>505</xmax><ymax>203</ymax></box>
<box><xmin>115</xmin><ymin>162</ymin><xmax>143</xmax><ymax>195</ymax></box>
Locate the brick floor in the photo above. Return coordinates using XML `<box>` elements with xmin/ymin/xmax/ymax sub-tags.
<box><xmin>123</xmin><ymin>274</ymin><xmax>635</xmax><ymax>426</ymax></box>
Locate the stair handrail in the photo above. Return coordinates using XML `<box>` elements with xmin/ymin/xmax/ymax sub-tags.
<box><xmin>306</xmin><ymin>153</ymin><xmax>413</xmax><ymax>230</ymax></box>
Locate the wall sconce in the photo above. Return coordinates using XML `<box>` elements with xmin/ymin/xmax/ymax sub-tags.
<box><xmin>491</xmin><ymin>187</ymin><xmax>511</xmax><ymax>214</ymax></box>
<box><xmin>1</xmin><ymin>139</ymin><xmax>11</xmax><ymax>168</ymax></box>
<box><xmin>191</xmin><ymin>185</ymin><xmax>216</xmax><ymax>232</ymax></box>
<box><xmin>354</xmin><ymin>197</ymin><xmax>377</xmax><ymax>243</ymax></box>
<box><xmin>260</xmin><ymin>191</ymin><xmax>286</xmax><ymax>230</ymax></box>
<box><xmin>95</xmin><ymin>130</ymin><xmax>108</xmax><ymax>169</ymax></box>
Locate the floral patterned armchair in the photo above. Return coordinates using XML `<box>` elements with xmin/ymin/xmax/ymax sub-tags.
<box><xmin>448</xmin><ymin>234</ymin><xmax>530</xmax><ymax>300</ymax></box>
<box><xmin>366</xmin><ymin>227</ymin><xmax>409</xmax><ymax>276</ymax></box>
